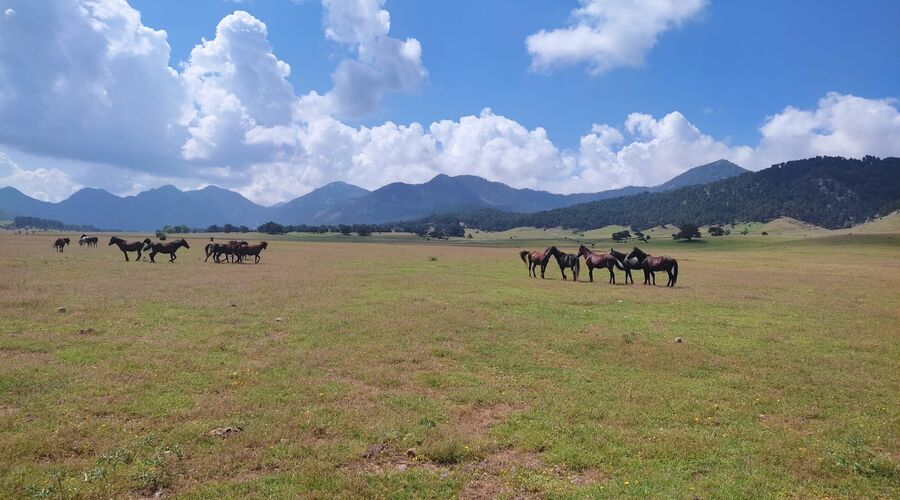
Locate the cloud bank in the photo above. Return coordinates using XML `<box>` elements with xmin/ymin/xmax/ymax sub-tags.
<box><xmin>0</xmin><ymin>0</ymin><xmax>898</xmax><ymax>205</ymax></box>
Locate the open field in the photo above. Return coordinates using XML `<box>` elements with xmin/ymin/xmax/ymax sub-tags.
<box><xmin>1</xmin><ymin>232</ymin><xmax>898</xmax><ymax>498</ymax></box>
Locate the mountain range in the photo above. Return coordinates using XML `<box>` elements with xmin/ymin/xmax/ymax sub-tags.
<box><xmin>0</xmin><ymin>160</ymin><xmax>748</xmax><ymax>230</ymax></box>
<box><xmin>410</xmin><ymin>156</ymin><xmax>900</xmax><ymax>231</ymax></box>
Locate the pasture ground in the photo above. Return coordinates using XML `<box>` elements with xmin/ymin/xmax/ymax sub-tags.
<box><xmin>0</xmin><ymin>231</ymin><xmax>898</xmax><ymax>498</ymax></box>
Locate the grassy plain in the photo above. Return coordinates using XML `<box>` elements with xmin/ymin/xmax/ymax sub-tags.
<box><xmin>0</xmin><ymin>229</ymin><xmax>898</xmax><ymax>498</ymax></box>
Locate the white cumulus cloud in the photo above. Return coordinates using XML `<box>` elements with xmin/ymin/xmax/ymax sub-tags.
<box><xmin>0</xmin><ymin>152</ymin><xmax>82</xmax><ymax>202</ymax></box>
<box><xmin>526</xmin><ymin>0</ymin><xmax>707</xmax><ymax>74</ymax></box>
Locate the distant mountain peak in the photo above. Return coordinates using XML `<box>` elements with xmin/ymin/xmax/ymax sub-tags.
<box><xmin>656</xmin><ymin>159</ymin><xmax>749</xmax><ymax>191</ymax></box>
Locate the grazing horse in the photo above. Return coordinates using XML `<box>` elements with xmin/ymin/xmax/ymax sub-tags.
<box><xmin>577</xmin><ymin>245</ymin><xmax>622</xmax><ymax>284</ymax></box>
<box><xmin>234</xmin><ymin>241</ymin><xmax>268</xmax><ymax>264</ymax></box>
<box><xmin>145</xmin><ymin>238</ymin><xmax>190</xmax><ymax>263</ymax></box>
<box><xmin>626</xmin><ymin>247</ymin><xmax>678</xmax><ymax>287</ymax></box>
<box><xmin>79</xmin><ymin>234</ymin><xmax>98</xmax><ymax>247</ymax></box>
<box><xmin>519</xmin><ymin>248</ymin><xmax>552</xmax><ymax>278</ymax></box>
<box><xmin>609</xmin><ymin>248</ymin><xmax>651</xmax><ymax>285</ymax></box>
<box><xmin>53</xmin><ymin>237</ymin><xmax>70</xmax><ymax>252</ymax></box>
<box><xmin>108</xmin><ymin>236</ymin><xmax>151</xmax><ymax>261</ymax></box>
<box><xmin>546</xmin><ymin>246</ymin><xmax>580</xmax><ymax>281</ymax></box>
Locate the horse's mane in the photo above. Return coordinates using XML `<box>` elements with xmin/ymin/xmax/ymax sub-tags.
<box><xmin>609</xmin><ymin>248</ymin><xmax>627</xmax><ymax>260</ymax></box>
<box><xmin>627</xmin><ymin>246</ymin><xmax>649</xmax><ymax>261</ymax></box>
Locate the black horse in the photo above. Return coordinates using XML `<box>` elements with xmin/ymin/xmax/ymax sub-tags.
<box><xmin>626</xmin><ymin>247</ymin><xmax>679</xmax><ymax>287</ymax></box>
<box><xmin>109</xmin><ymin>236</ymin><xmax>151</xmax><ymax>261</ymax></box>
<box><xmin>609</xmin><ymin>248</ymin><xmax>651</xmax><ymax>285</ymax></box>
<box><xmin>547</xmin><ymin>246</ymin><xmax>580</xmax><ymax>281</ymax></box>
<box><xmin>145</xmin><ymin>238</ymin><xmax>190</xmax><ymax>263</ymax></box>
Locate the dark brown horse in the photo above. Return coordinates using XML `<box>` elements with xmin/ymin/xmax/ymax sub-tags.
<box><xmin>519</xmin><ymin>248</ymin><xmax>552</xmax><ymax>278</ymax></box>
<box><xmin>205</xmin><ymin>240</ymin><xmax>248</xmax><ymax>263</ymax></box>
<box><xmin>79</xmin><ymin>234</ymin><xmax>98</xmax><ymax>247</ymax></box>
<box><xmin>53</xmin><ymin>237</ymin><xmax>70</xmax><ymax>252</ymax></box>
<box><xmin>145</xmin><ymin>238</ymin><xmax>190</xmax><ymax>263</ymax></box>
<box><xmin>234</xmin><ymin>241</ymin><xmax>268</xmax><ymax>263</ymax></box>
<box><xmin>109</xmin><ymin>236</ymin><xmax>151</xmax><ymax>261</ymax></box>
<box><xmin>609</xmin><ymin>248</ymin><xmax>652</xmax><ymax>285</ymax></box>
<box><xmin>577</xmin><ymin>245</ymin><xmax>622</xmax><ymax>284</ymax></box>
<box><xmin>546</xmin><ymin>246</ymin><xmax>580</xmax><ymax>281</ymax></box>
<box><xmin>626</xmin><ymin>247</ymin><xmax>678</xmax><ymax>287</ymax></box>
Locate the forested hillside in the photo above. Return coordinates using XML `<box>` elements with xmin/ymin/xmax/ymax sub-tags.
<box><xmin>402</xmin><ymin>157</ymin><xmax>900</xmax><ymax>231</ymax></box>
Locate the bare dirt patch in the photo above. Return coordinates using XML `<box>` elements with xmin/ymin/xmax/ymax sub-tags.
<box><xmin>456</xmin><ymin>402</ymin><xmax>527</xmax><ymax>437</ymax></box>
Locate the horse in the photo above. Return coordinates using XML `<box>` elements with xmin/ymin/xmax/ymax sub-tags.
<box><xmin>626</xmin><ymin>247</ymin><xmax>678</xmax><ymax>287</ymax></box>
<box><xmin>234</xmin><ymin>241</ymin><xmax>268</xmax><ymax>264</ymax></box>
<box><xmin>145</xmin><ymin>238</ymin><xmax>190</xmax><ymax>263</ymax></box>
<box><xmin>53</xmin><ymin>237</ymin><xmax>70</xmax><ymax>252</ymax></box>
<box><xmin>206</xmin><ymin>240</ymin><xmax>247</xmax><ymax>263</ymax></box>
<box><xmin>609</xmin><ymin>248</ymin><xmax>651</xmax><ymax>285</ymax></box>
<box><xmin>79</xmin><ymin>234</ymin><xmax>98</xmax><ymax>247</ymax></box>
<box><xmin>109</xmin><ymin>236</ymin><xmax>151</xmax><ymax>261</ymax></box>
<box><xmin>519</xmin><ymin>248</ymin><xmax>552</xmax><ymax>278</ymax></box>
<box><xmin>546</xmin><ymin>246</ymin><xmax>580</xmax><ymax>281</ymax></box>
<box><xmin>576</xmin><ymin>245</ymin><xmax>622</xmax><ymax>284</ymax></box>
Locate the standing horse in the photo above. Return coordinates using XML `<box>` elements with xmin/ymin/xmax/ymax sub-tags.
<box><xmin>53</xmin><ymin>237</ymin><xmax>70</xmax><ymax>252</ymax></box>
<box><xmin>145</xmin><ymin>239</ymin><xmax>190</xmax><ymax>263</ymax></box>
<box><xmin>577</xmin><ymin>245</ymin><xmax>622</xmax><ymax>284</ymax></box>
<box><xmin>546</xmin><ymin>246</ymin><xmax>580</xmax><ymax>281</ymax></box>
<box><xmin>519</xmin><ymin>248</ymin><xmax>552</xmax><ymax>278</ymax></box>
<box><xmin>80</xmin><ymin>234</ymin><xmax>98</xmax><ymax>247</ymax></box>
<box><xmin>234</xmin><ymin>241</ymin><xmax>268</xmax><ymax>264</ymax></box>
<box><xmin>609</xmin><ymin>248</ymin><xmax>651</xmax><ymax>285</ymax></box>
<box><xmin>108</xmin><ymin>236</ymin><xmax>151</xmax><ymax>262</ymax></box>
<box><xmin>626</xmin><ymin>247</ymin><xmax>678</xmax><ymax>287</ymax></box>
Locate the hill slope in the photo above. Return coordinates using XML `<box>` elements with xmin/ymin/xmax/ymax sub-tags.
<box><xmin>311</xmin><ymin>161</ymin><xmax>750</xmax><ymax>224</ymax></box>
<box><xmin>409</xmin><ymin>157</ymin><xmax>900</xmax><ymax>231</ymax></box>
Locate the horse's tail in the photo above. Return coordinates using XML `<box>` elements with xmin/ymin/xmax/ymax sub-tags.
<box><xmin>519</xmin><ymin>250</ymin><xmax>529</xmax><ymax>263</ymax></box>
<box><xmin>671</xmin><ymin>259</ymin><xmax>678</xmax><ymax>286</ymax></box>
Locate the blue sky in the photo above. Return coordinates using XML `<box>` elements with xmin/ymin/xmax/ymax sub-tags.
<box><xmin>1</xmin><ymin>0</ymin><xmax>899</xmax><ymax>203</ymax></box>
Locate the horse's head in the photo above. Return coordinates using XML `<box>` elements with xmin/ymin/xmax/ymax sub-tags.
<box><xmin>259</xmin><ymin>241</ymin><xmax>268</xmax><ymax>249</ymax></box>
<box><xmin>108</xmin><ymin>236</ymin><xmax>118</xmax><ymax>246</ymax></box>
<box><xmin>181</xmin><ymin>239</ymin><xmax>190</xmax><ymax>249</ymax></box>
<box><xmin>577</xmin><ymin>245</ymin><xmax>589</xmax><ymax>257</ymax></box>
<box><xmin>63</xmin><ymin>238</ymin><xmax>70</xmax><ymax>244</ymax></box>
<box><xmin>627</xmin><ymin>246</ymin><xmax>647</xmax><ymax>262</ymax></box>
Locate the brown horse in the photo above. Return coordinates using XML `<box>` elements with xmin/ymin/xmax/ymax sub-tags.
<box><xmin>206</xmin><ymin>240</ymin><xmax>248</xmax><ymax>263</ymax></box>
<box><xmin>53</xmin><ymin>237</ymin><xmax>70</xmax><ymax>252</ymax></box>
<box><xmin>234</xmin><ymin>241</ymin><xmax>268</xmax><ymax>263</ymax></box>
<box><xmin>626</xmin><ymin>247</ymin><xmax>678</xmax><ymax>287</ymax></box>
<box><xmin>145</xmin><ymin>239</ymin><xmax>190</xmax><ymax>263</ymax></box>
<box><xmin>609</xmin><ymin>248</ymin><xmax>652</xmax><ymax>285</ymax></box>
<box><xmin>577</xmin><ymin>245</ymin><xmax>622</xmax><ymax>284</ymax></box>
<box><xmin>109</xmin><ymin>236</ymin><xmax>151</xmax><ymax>261</ymax></box>
<box><xmin>519</xmin><ymin>248</ymin><xmax>552</xmax><ymax>278</ymax></box>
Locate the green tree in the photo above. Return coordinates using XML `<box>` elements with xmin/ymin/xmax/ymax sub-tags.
<box><xmin>673</xmin><ymin>224</ymin><xmax>702</xmax><ymax>240</ymax></box>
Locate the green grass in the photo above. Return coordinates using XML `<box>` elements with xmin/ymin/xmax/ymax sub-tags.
<box><xmin>0</xmin><ymin>232</ymin><xmax>898</xmax><ymax>498</ymax></box>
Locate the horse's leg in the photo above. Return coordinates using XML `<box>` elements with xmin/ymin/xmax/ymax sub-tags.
<box><xmin>651</xmin><ymin>271</ymin><xmax>656</xmax><ymax>286</ymax></box>
<box><xmin>255</xmin><ymin>254</ymin><xmax>260</xmax><ymax>264</ymax></box>
<box><xmin>540</xmin><ymin>261</ymin><xmax>546</xmax><ymax>279</ymax></box>
<box><xmin>608</xmin><ymin>265</ymin><xmax>615</xmax><ymax>284</ymax></box>
<box><xmin>588</xmin><ymin>265</ymin><xmax>594</xmax><ymax>282</ymax></box>
<box><xmin>170</xmin><ymin>252</ymin><xmax>177</xmax><ymax>262</ymax></box>
<box><xmin>149</xmin><ymin>251</ymin><xmax>156</xmax><ymax>263</ymax></box>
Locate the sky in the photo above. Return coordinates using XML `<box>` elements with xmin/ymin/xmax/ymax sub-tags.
<box><xmin>0</xmin><ymin>0</ymin><xmax>898</xmax><ymax>205</ymax></box>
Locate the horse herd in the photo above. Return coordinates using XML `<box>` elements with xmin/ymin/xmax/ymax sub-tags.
<box><xmin>520</xmin><ymin>245</ymin><xmax>679</xmax><ymax>287</ymax></box>
<box><xmin>52</xmin><ymin>235</ymin><xmax>269</xmax><ymax>264</ymax></box>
